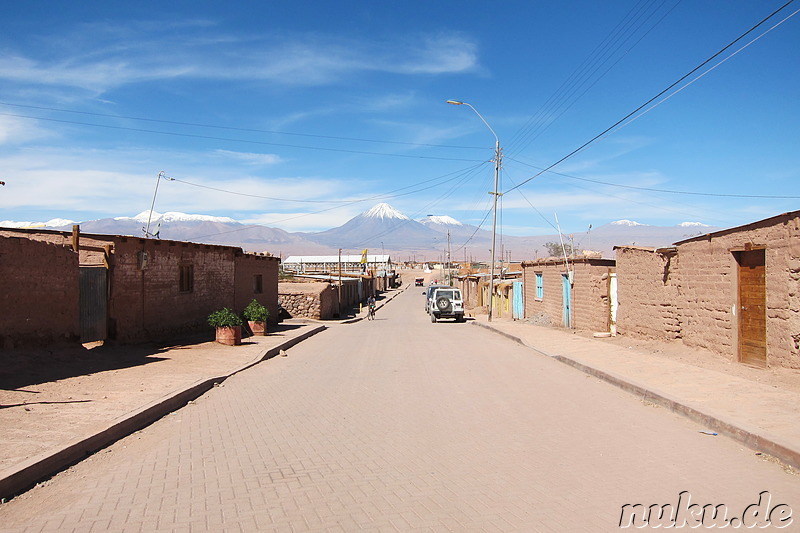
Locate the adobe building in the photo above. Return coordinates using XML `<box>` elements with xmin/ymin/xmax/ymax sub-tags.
<box><xmin>0</xmin><ymin>226</ymin><xmax>279</xmax><ymax>347</ymax></box>
<box><xmin>521</xmin><ymin>255</ymin><xmax>616</xmax><ymax>332</ymax></box>
<box><xmin>615</xmin><ymin>209</ymin><xmax>800</xmax><ymax>369</ymax></box>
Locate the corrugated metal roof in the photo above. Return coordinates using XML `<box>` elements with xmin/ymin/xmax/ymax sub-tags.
<box><xmin>284</xmin><ymin>255</ymin><xmax>391</xmax><ymax>263</ymax></box>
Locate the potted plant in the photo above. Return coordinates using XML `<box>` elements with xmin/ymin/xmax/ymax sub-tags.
<box><xmin>243</xmin><ymin>299</ymin><xmax>270</xmax><ymax>336</ymax></box>
<box><xmin>208</xmin><ymin>307</ymin><xmax>243</xmax><ymax>345</ymax></box>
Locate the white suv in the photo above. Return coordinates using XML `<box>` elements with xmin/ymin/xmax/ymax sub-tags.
<box><xmin>429</xmin><ymin>287</ymin><xmax>465</xmax><ymax>323</ymax></box>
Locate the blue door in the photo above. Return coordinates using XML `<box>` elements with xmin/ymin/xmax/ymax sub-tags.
<box><xmin>512</xmin><ymin>281</ymin><xmax>524</xmax><ymax>320</ymax></box>
<box><xmin>562</xmin><ymin>274</ymin><xmax>572</xmax><ymax>328</ymax></box>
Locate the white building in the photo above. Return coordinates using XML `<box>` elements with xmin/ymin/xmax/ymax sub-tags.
<box><xmin>282</xmin><ymin>254</ymin><xmax>392</xmax><ymax>274</ymax></box>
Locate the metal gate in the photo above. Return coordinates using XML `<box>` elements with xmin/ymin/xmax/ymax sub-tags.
<box><xmin>79</xmin><ymin>266</ymin><xmax>108</xmax><ymax>342</ymax></box>
<box><xmin>512</xmin><ymin>281</ymin><xmax>524</xmax><ymax>320</ymax></box>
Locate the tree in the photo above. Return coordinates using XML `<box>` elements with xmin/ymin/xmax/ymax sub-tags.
<box><xmin>543</xmin><ymin>241</ymin><xmax>575</xmax><ymax>258</ymax></box>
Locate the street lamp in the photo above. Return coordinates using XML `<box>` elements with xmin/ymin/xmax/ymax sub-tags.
<box><xmin>447</xmin><ymin>100</ymin><xmax>502</xmax><ymax>321</ymax></box>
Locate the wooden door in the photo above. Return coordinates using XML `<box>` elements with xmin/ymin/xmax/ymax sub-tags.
<box><xmin>736</xmin><ymin>249</ymin><xmax>766</xmax><ymax>367</ymax></box>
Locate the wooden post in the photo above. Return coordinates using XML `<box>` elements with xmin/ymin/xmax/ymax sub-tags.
<box><xmin>71</xmin><ymin>224</ymin><xmax>80</xmax><ymax>252</ymax></box>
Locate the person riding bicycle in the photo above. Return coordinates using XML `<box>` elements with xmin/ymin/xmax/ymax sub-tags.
<box><xmin>367</xmin><ymin>296</ymin><xmax>376</xmax><ymax>320</ymax></box>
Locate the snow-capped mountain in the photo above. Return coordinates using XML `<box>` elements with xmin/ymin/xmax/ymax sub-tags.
<box><xmin>117</xmin><ymin>211</ymin><xmax>238</xmax><ymax>224</ymax></box>
<box><xmin>303</xmin><ymin>203</ymin><xmax>438</xmax><ymax>250</ymax></box>
<box><xmin>362</xmin><ymin>203</ymin><xmax>410</xmax><ymax>221</ymax></box>
<box><xmin>421</xmin><ymin>215</ymin><xmax>462</xmax><ymax>226</ymax></box>
<box><xmin>2</xmin><ymin>203</ymin><xmax>723</xmax><ymax>259</ymax></box>
<box><xmin>610</xmin><ymin>219</ymin><xmax>647</xmax><ymax>227</ymax></box>
<box><xmin>0</xmin><ymin>218</ymin><xmax>76</xmax><ymax>228</ymax></box>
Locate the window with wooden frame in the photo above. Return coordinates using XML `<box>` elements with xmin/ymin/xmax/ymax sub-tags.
<box><xmin>535</xmin><ymin>272</ymin><xmax>544</xmax><ymax>299</ymax></box>
<box><xmin>179</xmin><ymin>264</ymin><xmax>194</xmax><ymax>293</ymax></box>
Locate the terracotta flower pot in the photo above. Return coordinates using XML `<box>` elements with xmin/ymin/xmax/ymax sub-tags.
<box><xmin>215</xmin><ymin>326</ymin><xmax>242</xmax><ymax>346</ymax></box>
<box><xmin>248</xmin><ymin>320</ymin><xmax>267</xmax><ymax>336</ymax></box>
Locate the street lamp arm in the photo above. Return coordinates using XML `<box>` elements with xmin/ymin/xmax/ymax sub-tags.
<box><xmin>446</xmin><ymin>100</ymin><xmax>498</xmax><ymax>145</ymax></box>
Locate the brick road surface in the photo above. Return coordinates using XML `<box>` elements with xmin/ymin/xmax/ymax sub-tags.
<box><xmin>0</xmin><ymin>286</ymin><xmax>798</xmax><ymax>531</ymax></box>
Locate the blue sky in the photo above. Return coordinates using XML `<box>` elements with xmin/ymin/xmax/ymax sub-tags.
<box><xmin>1</xmin><ymin>0</ymin><xmax>798</xmax><ymax>236</ymax></box>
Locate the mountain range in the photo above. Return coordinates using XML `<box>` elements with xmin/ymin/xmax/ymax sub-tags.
<box><xmin>2</xmin><ymin>203</ymin><xmax>721</xmax><ymax>261</ymax></box>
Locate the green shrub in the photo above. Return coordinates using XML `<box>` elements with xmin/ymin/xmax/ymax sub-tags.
<box><xmin>243</xmin><ymin>299</ymin><xmax>270</xmax><ymax>322</ymax></box>
<box><xmin>208</xmin><ymin>307</ymin><xmax>243</xmax><ymax>328</ymax></box>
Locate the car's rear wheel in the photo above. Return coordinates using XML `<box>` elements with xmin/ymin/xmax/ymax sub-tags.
<box><xmin>430</xmin><ymin>313</ymin><xmax>437</xmax><ymax>323</ymax></box>
<box><xmin>436</xmin><ymin>297</ymin><xmax>451</xmax><ymax>311</ymax></box>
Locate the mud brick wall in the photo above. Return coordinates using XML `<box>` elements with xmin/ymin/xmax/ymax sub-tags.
<box><xmin>615</xmin><ymin>247</ymin><xmax>681</xmax><ymax>341</ymax></box>
<box><xmin>0</xmin><ymin>236</ymin><xmax>80</xmax><ymax>347</ymax></box>
<box><xmin>676</xmin><ymin>215</ymin><xmax>800</xmax><ymax>369</ymax></box>
<box><xmin>522</xmin><ymin>258</ymin><xmax>614</xmax><ymax>331</ymax></box>
<box><xmin>522</xmin><ymin>264</ymin><xmax>567</xmax><ymax>326</ymax></box>
<box><xmin>109</xmin><ymin>238</ymin><xmax>237</xmax><ymax>342</ymax></box>
<box><xmin>234</xmin><ymin>254</ymin><xmax>280</xmax><ymax>325</ymax></box>
<box><xmin>571</xmin><ymin>262</ymin><xmax>614</xmax><ymax>332</ymax></box>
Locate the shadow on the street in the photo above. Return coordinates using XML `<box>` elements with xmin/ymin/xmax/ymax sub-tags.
<box><xmin>0</xmin><ymin>343</ymin><xmax>169</xmax><ymax>391</ymax></box>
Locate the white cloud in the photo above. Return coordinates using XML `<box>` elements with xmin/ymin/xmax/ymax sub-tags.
<box><xmin>0</xmin><ymin>115</ymin><xmax>52</xmax><ymax>145</ymax></box>
<box><xmin>0</xmin><ymin>25</ymin><xmax>479</xmax><ymax>95</ymax></box>
<box><xmin>214</xmin><ymin>150</ymin><xmax>282</xmax><ymax>165</ymax></box>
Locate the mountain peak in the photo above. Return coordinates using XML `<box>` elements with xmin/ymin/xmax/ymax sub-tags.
<box><xmin>119</xmin><ymin>211</ymin><xmax>238</xmax><ymax>224</ymax></box>
<box><xmin>610</xmin><ymin>219</ymin><xmax>646</xmax><ymax>227</ymax></box>
<box><xmin>424</xmin><ymin>215</ymin><xmax>463</xmax><ymax>226</ymax></box>
<box><xmin>362</xmin><ymin>203</ymin><xmax>409</xmax><ymax>221</ymax></box>
<box><xmin>678</xmin><ymin>221</ymin><xmax>710</xmax><ymax>228</ymax></box>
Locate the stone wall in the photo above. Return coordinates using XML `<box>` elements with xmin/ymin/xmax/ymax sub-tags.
<box><xmin>278</xmin><ymin>282</ymin><xmax>338</xmax><ymax>320</ymax></box>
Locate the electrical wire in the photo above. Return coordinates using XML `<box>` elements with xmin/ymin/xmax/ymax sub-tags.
<box><xmin>505</xmin><ymin>0</ymin><xmax>681</xmax><ymax>157</ymax></box>
<box><xmin>506</xmin><ymin>157</ymin><xmax>800</xmax><ymax>199</ymax></box>
<box><xmin>503</xmin><ymin>0</ymin><xmax>798</xmax><ymax>196</ymax></box>
<box><xmin>0</xmin><ymin>100</ymin><xmax>486</xmax><ymax>150</ymax></box>
<box><xmin>0</xmin><ymin>111</ymin><xmax>485</xmax><ymax>163</ymax></box>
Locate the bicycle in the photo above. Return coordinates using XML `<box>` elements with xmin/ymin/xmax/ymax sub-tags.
<box><xmin>367</xmin><ymin>304</ymin><xmax>376</xmax><ymax>320</ymax></box>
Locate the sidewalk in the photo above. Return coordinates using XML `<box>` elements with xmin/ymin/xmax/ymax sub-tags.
<box><xmin>0</xmin><ymin>319</ymin><xmax>326</xmax><ymax>500</ymax></box>
<box><xmin>471</xmin><ymin>314</ymin><xmax>800</xmax><ymax>473</ymax></box>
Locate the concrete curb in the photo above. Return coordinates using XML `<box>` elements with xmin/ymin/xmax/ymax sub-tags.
<box><xmin>0</xmin><ymin>325</ymin><xmax>326</xmax><ymax>501</ymax></box>
<box><xmin>471</xmin><ymin>321</ymin><xmax>800</xmax><ymax>471</ymax></box>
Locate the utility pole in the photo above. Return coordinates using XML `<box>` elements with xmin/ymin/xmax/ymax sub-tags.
<box><xmin>447</xmin><ymin>230</ymin><xmax>452</xmax><ymax>286</ymax></box>
<box><xmin>338</xmin><ymin>248</ymin><xmax>342</xmax><ymax>318</ymax></box>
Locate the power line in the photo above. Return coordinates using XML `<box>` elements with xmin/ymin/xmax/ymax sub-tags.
<box><xmin>0</xmin><ymin>111</ymin><xmax>485</xmax><ymax>163</ymax></box>
<box><xmin>506</xmin><ymin>157</ymin><xmax>800</xmax><ymax>199</ymax></box>
<box><xmin>0</xmin><ymin>100</ymin><xmax>486</xmax><ymax>150</ymax></box>
<box><xmin>505</xmin><ymin>0</ymin><xmax>681</xmax><ymax>157</ymax></box>
<box><xmin>503</xmin><ymin>0</ymin><xmax>798</xmax><ymax>195</ymax></box>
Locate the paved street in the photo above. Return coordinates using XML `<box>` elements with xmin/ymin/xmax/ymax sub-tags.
<box><xmin>0</xmin><ymin>286</ymin><xmax>798</xmax><ymax>532</ymax></box>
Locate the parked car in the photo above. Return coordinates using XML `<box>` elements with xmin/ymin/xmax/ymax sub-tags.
<box><xmin>424</xmin><ymin>284</ymin><xmax>449</xmax><ymax>313</ymax></box>
<box><xmin>415</xmin><ymin>277</ymin><xmax>424</xmax><ymax>286</ymax></box>
<box><xmin>428</xmin><ymin>286</ymin><xmax>465</xmax><ymax>323</ymax></box>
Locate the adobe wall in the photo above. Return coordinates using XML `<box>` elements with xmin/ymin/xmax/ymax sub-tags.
<box><xmin>522</xmin><ymin>259</ymin><xmax>613</xmax><ymax>331</ymax></box>
<box><xmin>0</xmin><ymin>236</ymin><xmax>81</xmax><ymax>348</ymax></box>
<box><xmin>109</xmin><ymin>238</ymin><xmax>236</xmax><ymax>342</ymax></box>
<box><xmin>522</xmin><ymin>264</ymin><xmax>566</xmax><ymax>326</ymax></box>
<box><xmin>676</xmin><ymin>215</ymin><xmax>800</xmax><ymax>368</ymax></box>
<box><xmin>615</xmin><ymin>247</ymin><xmax>681</xmax><ymax>340</ymax></box>
<box><xmin>234</xmin><ymin>254</ymin><xmax>280</xmax><ymax>325</ymax></box>
<box><xmin>571</xmin><ymin>262</ymin><xmax>614</xmax><ymax>332</ymax></box>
